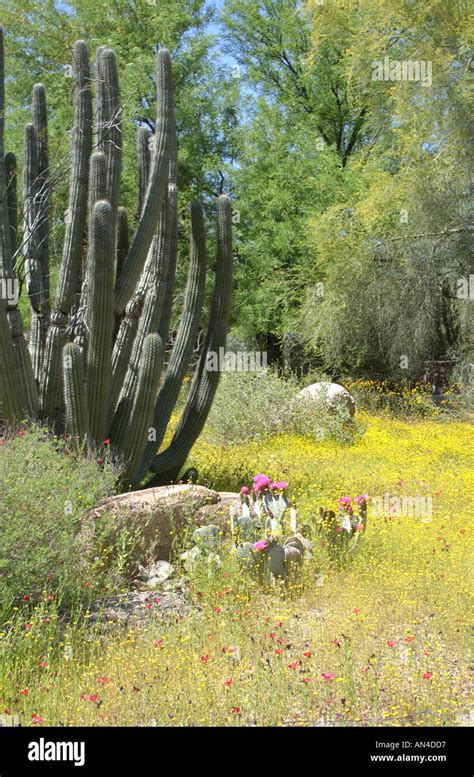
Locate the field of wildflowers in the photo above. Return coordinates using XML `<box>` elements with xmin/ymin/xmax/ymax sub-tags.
<box><xmin>0</xmin><ymin>413</ymin><xmax>472</xmax><ymax>727</ymax></box>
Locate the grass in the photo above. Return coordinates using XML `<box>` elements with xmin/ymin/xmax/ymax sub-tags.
<box><xmin>0</xmin><ymin>412</ymin><xmax>472</xmax><ymax>727</ymax></box>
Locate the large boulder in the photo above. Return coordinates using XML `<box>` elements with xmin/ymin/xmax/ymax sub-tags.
<box><xmin>296</xmin><ymin>382</ymin><xmax>356</xmax><ymax>417</ymax></box>
<box><xmin>81</xmin><ymin>485</ymin><xmax>241</xmax><ymax>562</ymax></box>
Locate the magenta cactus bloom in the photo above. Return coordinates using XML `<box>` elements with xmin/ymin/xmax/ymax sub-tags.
<box><xmin>338</xmin><ymin>496</ymin><xmax>352</xmax><ymax>506</ymax></box>
<box><xmin>253</xmin><ymin>540</ymin><xmax>268</xmax><ymax>552</ymax></box>
<box><xmin>240</xmin><ymin>486</ymin><xmax>249</xmax><ymax>495</ymax></box>
<box><xmin>338</xmin><ymin>496</ymin><xmax>353</xmax><ymax>514</ymax></box>
<box><xmin>270</xmin><ymin>480</ymin><xmax>288</xmax><ymax>491</ymax></box>
<box><xmin>354</xmin><ymin>494</ymin><xmax>368</xmax><ymax>504</ymax></box>
<box><xmin>253</xmin><ymin>475</ymin><xmax>271</xmax><ymax>490</ymax></box>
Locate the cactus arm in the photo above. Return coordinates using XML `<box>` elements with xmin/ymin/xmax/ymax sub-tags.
<box><xmin>9</xmin><ymin>308</ymin><xmax>39</xmax><ymax>417</ymax></box>
<box><xmin>107</xmin><ymin>293</ymin><xmax>143</xmax><ymax>426</ymax></box>
<box><xmin>0</xmin><ymin>302</ymin><xmax>27</xmax><ymax>422</ymax></box>
<box><xmin>54</xmin><ymin>40</ymin><xmax>92</xmax><ymax>314</ymax></box>
<box><xmin>113</xmin><ymin>333</ymin><xmax>163</xmax><ymax>486</ymax></box>
<box><xmin>135</xmin><ymin>200</ymin><xmax>207</xmax><ymax>481</ymax></box>
<box><xmin>40</xmin><ymin>42</ymin><xmax>92</xmax><ymax>420</ymax></box>
<box><xmin>137</xmin><ymin>126</ymin><xmax>150</xmax><ymax>217</ymax></box>
<box><xmin>96</xmin><ymin>48</ymin><xmax>122</xmax><ymax>216</ymax></box>
<box><xmin>114</xmin><ymin>48</ymin><xmax>174</xmax><ymax>316</ymax></box>
<box><xmin>5</xmin><ymin>152</ymin><xmax>17</xmax><ymax>266</ymax></box>
<box><xmin>23</xmin><ymin>122</ymin><xmax>42</xmax><ymax>313</ymax></box>
<box><xmin>0</xmin><ymin>27</ymin><xmax>13</xmax><ymax>279</ymax></box>
<box><xmin>145</xmin><ymin>195</ymin><xmax>233</xmax><ymax>484</ymax></box>
<box><xmin>0</xmin><ymin>28</ymin><xmax>36</xmax><ymax>418</ymax></box>
<box><xmin>86</xmin><ymin>200</ymin><xmax>115</xmax><ymax>443</ymax></box>
<box><xmin>24</xmin><ymin>122</ymin><xmax>44</xmax><ymax>385</ymax></box>
<box><xmin>73</xmin><ymin>150</ymin><xmax>108</xmax><ymax>354</ymax></box>
<box><xmin>63</xmin><ymin>341</ymin><xmax>89</xmax><ymax>438</ymax></box>
<box><xmin>116</xmin><ymin>205</ymin><xmax>129</xmax><ymax>280</ymax></box>
<box><xmin>32</xmin><ymin>83</ymin><xmax>50</xmax><ymax>306</ymax></box>
<box><xmin>158</xmin><ymin>130</ymin><xmax>178</xmax><ymax>345</ymax></box>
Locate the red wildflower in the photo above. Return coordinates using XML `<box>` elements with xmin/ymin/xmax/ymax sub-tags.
<box><xmin>20</xmin><ymin>688</ymin><xmax>29</xmax><ymax>696</ymax></box>
<box><xmin>303</xmin><ymin>651</ymin><xmax>311</xmax><ymax>658</ymax></box>
<box><xmin>23</xmin><ymin>594</ymin><xmax>30</xmax><ymax>602</ymax></box>
<box><xmin>223</xmin><ymin>678</ymin><xmax>234</xmax><ymax>688</ymax></box>
<box><xmin>201</xmin><ymin>655</ymin><xmax>209</xmax><ymax>662</ymax></box>
<box><xmin>321</xmin><ymin>672</ymin><xmax>335</xmax><ymax>681</ymax></box>
<box><xmin>231</xmin><ymin>707</ymin><xmax>241</xmax><ymax>714</ymax></box>
<box><xmin>387</xmin><ymin>640</ymin><xmax>395</xmax><ymax>647</ymax></box>
<box><xmin>287</xmin><ymin>661</ymin><xmax>301</xmax><ymax>670</ymax></box>
<box><xmin>98</xmin><ymin>677</ymin><xmax>108</xmax><ymax>685</ymax></box>
<box><xmin>422</xmin><ymin>672</ymin><xmax>433</xmax><ymax>680</ymax></box>
<box><xmin>31</xmin><ymin>713</ymin><xmax>43</xmax><ymax>724</ymax></box>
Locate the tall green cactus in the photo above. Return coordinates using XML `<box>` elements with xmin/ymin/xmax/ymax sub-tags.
<box><xmin>63</xmin><ymin>342</ymin><xmax>88</xmax><ymax>438</ymax></box>
<box><xmin>86</xmin><ymin>200</ymin><xmax>115</xmax><ymax>443</ymax></box>
<box><xmin>40</xmin><ymin>39</ymin><xmax>92</xmax><ymax>420</ymax></box>
<box><xmin>0</xmin><ymin>26</ymin><xmax>233</xmax><ymax>488</ymax></box>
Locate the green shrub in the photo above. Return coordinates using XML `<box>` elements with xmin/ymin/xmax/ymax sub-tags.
<box><xmin>204</xmin><ymin>370</ymin><xmax>363</xmax><ymax>445</ymax></box>
<box><xmin>0</xmin><ymin>426</ymin><xmax>117</xmax><ymax>622</ymax></box>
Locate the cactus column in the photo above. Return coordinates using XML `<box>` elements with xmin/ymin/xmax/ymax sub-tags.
<box><xmin>0</xmin><ymin>27</ymin><xmax>233</xmax><ymax>490</ymax></box>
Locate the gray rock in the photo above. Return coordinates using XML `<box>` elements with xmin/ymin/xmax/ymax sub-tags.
<box><xmin>81</xmin><ymin>485</ymin><xmax>226</xmax><ymax>562</ymax></box>
<box><xmin>87</xmin><ymin>589</ymin><xmax>190</xmax><ymax>628</ymax></box>
<box><xmin>136</xmin><ymin>560</ymin><xmax>174</xmax><ymax>588</ymax></box>
<box><xmin>296</xmin><ymin>382</ymin><xmax>356</xmax><ymax>417</ymax></box>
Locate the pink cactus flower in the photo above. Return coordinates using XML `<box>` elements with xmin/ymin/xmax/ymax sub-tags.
<box><xmin>253</xmin><ymin>474</ymin><xmax>272</xmax><ymax>489</ymax></box>
<box><xmin>240</xmin><ymin>486</ymin><xmax>249</xmax><ymax>495</ymax></box>
<box><xmin>338</xmin><ymin>497</ymin><xmax>353</xmax><ymax>512</ymax></box>
<box><xmin>354</xmin><ymin>494</ymin><xmax>369</xmax><ymax>504</ymax></box>
<box><xmin>254</xmin><ymin>540</ymin><xmax>268</xmax><ymax>552</ymax></box>
<box><xmin>270</xmin><ymin>481</ymin><xmax>289</xmax><ymax>491</ymax></box>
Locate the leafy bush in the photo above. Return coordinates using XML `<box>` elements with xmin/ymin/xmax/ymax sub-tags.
<box><xmin>204</xmin><ymin>370</ymin><xmax>363</xmax><ymax>445</ymax></box>
<box><xmin>344</xmin><ymin>378</ymin><xmax>474</xmax><ymax>418</ymax></box>
<box><xmin>0</xmin><ymin>427</ymin><xmax>117</xmax><ymax>621</ymax></box>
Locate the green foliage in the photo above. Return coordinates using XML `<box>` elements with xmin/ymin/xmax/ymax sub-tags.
<box><xmin>0</xmin><ymin>427</ymin><xmax>117</xmax><ymax>622</ymax></box>
<box><xmin>222</xmin><ymin>0</ymin><xmax>473</xmax><ymax>379</ymax></box>
<box><xmin>205</xmin><ymin>370</ymin><xmax>362</xmax><ymax>445</ymax></box>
